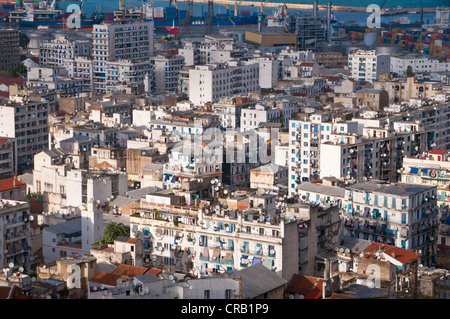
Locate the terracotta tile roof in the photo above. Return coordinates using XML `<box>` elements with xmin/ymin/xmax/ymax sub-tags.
<box><xmin>429</xmin><ymin>150</ymin><xmax>447</xmax><ymax>155</ymax></box>
<box><xmin>0</xmin><ymin>177</ymin><xmax>26</xmax><ymax>192</ymax></box>
<box><xmin>363</xmin><ymin>242</ymin><xmax>421</xmax><ymax>265</ymax></box>
<box><xmin>0</xmin><ymin>139</ymin><xmax>8</xmax><ymax>145</ymax></box>
<box><xmin>300</xmin><ymin>62</ymin><xmax>316</xmax><ymax>67</ymax></box>
<box><xmin>0</xmin><ymin>76</ymin><xmax>25</xmax><ymax>87</ymax></box>
<box><xmin>112</xmin><ymin>264</ymin><xmax>149</xmax><ymax>277</ymax></box>
<box><xmin>286</xmin><ymin>274</ymin><xmax>325</xmax><ymax>299</ymax></box>
<box><xmin>127</xmin><ymin>238</ymin><xmax>139</xmax><ymax>244</ymax></box>
<box><xmin>90</xmin><ymin>271</ymin><xmax>126</xmax><ymax>286</ymax></box>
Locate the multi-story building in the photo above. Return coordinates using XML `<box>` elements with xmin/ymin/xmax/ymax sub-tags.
<box><xmin>189</xmin><ymin>61</ymin><xmax>259</xmax><ymax>106</ymax></box>
<box><xmin>390</xmin><ymin>53</ymin><xmax>450</xmax><ymax>77</ymax></box>
<box><xmin>314</xmin><ymin>51</ymin><xmax>348</xmax><ymax>68</ymax></box>
<box><xmin>400</xmin><ymin>150</ymin><xmax>450</xmax><ymax>265</ymax></box>
<box><xmin>39</xmin><ymin>36</ymin><xmax>92</xmax><ymax>67</ymax></box>
<box><xmin>348</xmin><ymin>50</ymin><xmax>391</xmax><ymax>83</ymax></box>
<box><xmin>0</xmin><ymin>28</ymin><xmax>20</xmax><ymax>71</ymax></box>
<box><xmin>151</xmin><ymin>54</ymin><xmax>185</xmax><ymax>93</ymax></box>
<box><xmin>0</xmin><ymin>200</ymin><xmax>32</xmax><ymax>272</ymax></box>
<box><xmin>129</xmin><ymin>197</ymin><xmax>299</xmax><ymax>281</ymax></box>
<box><xmin>373</xmin><ymin>76</ymin><xmax>442</xmax><ymax>104</ymax></box>
<box><xmin>42</xmin><ymin>201</ymin><xmax>103</xmax><ymax>263</ymax></box>
<box><xmin>0</xmin><ymin>138</ymin><xmax>17</xmax><ymax>179</ymax></box>
<box><xmin>285</xmin><ymin>14</ymin><xmax>326</xmax><ymax>52</ymax></box>
<box><xmin>0</xmin><ymin>100</ymin><xmax>49</xmax><ymax>170</ymax></box>
<box><xmin>319</xmin><ymin>122</ymin><xmax>432</xmax><ymax>186</ymax></box>
<box><xmin>92</xmin><ymin>19</ymin><xmax>154</xmax><ymax>93</ymax></box>
<box><xmin>342</xmin><ymin>180</ymin><xmax>438</xmax><ymax>267</ymax></box>
<box><xmin>288</xmin><ymin>112</ymin><xmax>358</xmax><ymax>188</ymax></box>
<box><xmin>241</xmin><ymin>103</ymin><xmax>281</xmax><ymax>132</ymax></box>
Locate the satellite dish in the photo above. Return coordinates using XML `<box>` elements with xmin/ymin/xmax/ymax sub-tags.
<box><xmin>334</xmin><ymin>247</ymin><xmax>339</xmax><ymax>252</ymax></box>
<box><xmin>344</xmin><ymin>248</ymin><xmax>350</xmax><ymax>254</ymax></box>
<box><xmin>93</xmin><ymin>286</ymin><xmax>98</xmax><ymax>291</ymax></box>
<box><xmin>339</xmin><ymin>248</ymin><xmax>344</xmax><ymax>253</ymax></box>
<box><xmin>224</xmin><ymin>190</ymin><xmax>228</xmax><ymax>195</ymax></box>
<box><xmin>8</xmin><ymin>263</ymin><xmax>14</xmax><ymax>269</ymax></box>
<box><xmin>359</xmin><ymin>253</ymin><xmax>364</xmax><ymax>257</ymax></box>
<box><xmin>116</xmin><ymin>278</ymin><xmax>122</xmax><ymax>285</ymax></box>
<box><xmin>168</xmin><ymin>275</ymin><xmax>174</xmax><ymax>280</ymax></box>
<box><xmin>18</xmin><ymin>267</ymin><xmax>24</xmax><ymax>273</ymax></box>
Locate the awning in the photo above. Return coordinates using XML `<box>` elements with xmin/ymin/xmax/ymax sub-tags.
<box><xmin>422</xmin><ymin>168</ymin><xmax>428</xmax><ymax>174</ymax></box>
<box><xmin>252</xmin><ymin>257</ymin><xmax>262</xmax><ymax>265</ymax></box>
<box><xmin>164</xmin><ymin>174</ymin><xmax>171</xmax><ymax>181</ymax></box>
<box><xmin>409</xmin><ymin>167</ymin><xmax>418</xmax><ymax>174</ymax></box>
<box><xmin>171</xmin><ymin>176</ymin><xmax>177</xmax><ymax>183</ymax></box>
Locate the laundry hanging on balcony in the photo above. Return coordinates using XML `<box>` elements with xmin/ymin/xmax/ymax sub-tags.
<box><xmin>252</xmin><ymin>257</ymin><xmax>262</xmax><ymax>265</ymax></box>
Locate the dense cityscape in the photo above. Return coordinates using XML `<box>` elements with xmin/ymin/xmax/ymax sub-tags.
<box><xmin>0</xmin><ymin>0</ymin><xmax>449</xmax><ymax>302</ymax></box>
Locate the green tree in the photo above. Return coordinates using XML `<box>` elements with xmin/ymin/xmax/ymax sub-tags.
<box><xmin>406</xmin><ymin>65</ymin><xmax>414</xmax><ymax>77</ymax></box>
<box><xmin>102</xmin><ymin>222</ymin><xmax>129</xmax><ymax>244</ymax></box>
<box><xmin>19</xmin><ymin>32</ymin><xmax>30</xmax><ymax>50</ymax></box>
<box><xmin>11</xmin><ymin>63</ymin><xmax>27</xmax><ymax>77</ymax></box>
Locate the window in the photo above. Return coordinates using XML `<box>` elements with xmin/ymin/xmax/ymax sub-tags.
<box><xmin>225</xmin><ymin>289</ymin><xmax>232</xmax><ymax>299</ymax></box>
<box><xmin>204</xmin><ymin>290</ymin><xmax>210</xmax><ymax>299</ymax></box>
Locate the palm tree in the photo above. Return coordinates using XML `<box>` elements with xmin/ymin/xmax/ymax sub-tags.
<box><xmin>102</xmin><ymin>222</ymin><xmax>129</xmax><ymax>244</ymax></box>
<box><xmin>91</xmin><ymin>237</ymin><xmax>109</xmax><ymax>249</ymax></box>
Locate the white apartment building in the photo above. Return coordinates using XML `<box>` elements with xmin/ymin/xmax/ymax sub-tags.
<box><xmin>151</xmin><ymin>54</ymin><xmax>185</xmax><ymax>93</ymax></box>
<box><xmin>319</xmin><ymin>123</ymin><xmax>431</xmax><ymax>186</ymax></box>
<box><xmin>189</xmin><ymin>61</ymin><xmax>260</xmax><ymax>106</ymax></box>
<box><xmin>343</xmin><ymin>180</ymin><xmax>438</xmax><ymax>267</ymax></box>
<box><xmin>129</xmin><ymin>200</ymin><xmax>298</xmax><ymax>281</ymax></box>
<box><xmin>0</xmin><ymin>200</ymin><xmax>32</xmax><ymax>272</ymax></box>
<box><xmin>400</xmin><ymin>150</ymin><xmax>450</xmax><ymax>258</ymax></box>
<box><xmin>92</xmin><ymin>19</ymin><xmax>154</xmax><ymax>93</ymax></box>
<box><xmin>42</xmin><ymin>201</ymin><xmax>103</xmax><ymax>263</ymax></box>
<box><xmin>27</xmin><ymin>66</ymin><xmax>86</xmax><ymax>95</ymax></box>
<box><xmin>241</xmin><ymin>103</ymin><xmax>281</xmax><ymax>132</ymax></box>
<box><xmin>288</xmin><ymin>113</ymin><xmax>358</xmax><ymax>191</ymax></box>
<box><xmin>348</xmin><ymin>50</ymin><xmax>391</xmax><ymax>83</ymax></box>
<box><xmin>39</xmin><ymin>35</ymin><xmax>91</xmax><ymax>67</ymax></box>
<box><xmin>0</xmin><ymin>100</ymin><xmax>49</xmax><ymax>170</ymax></box>
<box><xmin>251</xmin><ymin>57</ymin><xmax>280</xmax><ymax>89</ymax></box>
<box><xmin>390</xmin><ymin>54</ymin><xmax>450</xmax><ymax>77</ymax></box>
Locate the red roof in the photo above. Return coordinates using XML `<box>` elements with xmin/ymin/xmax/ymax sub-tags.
<box><xmin>0</xmin><ymin>178</ymin><xmax>26</xmax><ymax>192</ymax></box>
<box><xmin>300</xmin><ymin>62</ymin><xmax>316</xmax><ymax>67</ymax></box>
<box><xmin>126</xmin><ymin>238</ymin><xmax>139</xmax><ymax>244</ymax></box>
<box><xmin>363</xmin><ymin>242</ymin><xmax>421</xmax><ymax>265</ymax></box>
<box><xmin>429</xmin><ymin>150</ymin><xmax>447</xmax><ymax>155</ymax></box>
<box><xmin>0</xmin><ymin>139</ymin><xmax>8</xmax><ymax>145</ymax></box>
<box><xmin>90</xmin><ymin>271</ymin><xmax>126</xmax><ymax>286</ymax></box>
<box><xmin>0</xmin><ymin>76</ymin><xmax>25</xmax><ymax>87</ymax></box>
<box><xmin>286</xmin><ymin>274</ymin><xmax>325</xmax><ymax>299</ymax></box>
<box><xmin>112</xmin><ymin>264</ymin><xmax>150</xmax><ymax>277</ymax></box>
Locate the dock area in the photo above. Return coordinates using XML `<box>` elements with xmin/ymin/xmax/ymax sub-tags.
<box><xmin>176</xmin><ymin>0</ymin><xmax>437</xmax><ymax>13</ymax></box>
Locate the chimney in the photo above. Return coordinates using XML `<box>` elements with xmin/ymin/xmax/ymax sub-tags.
<box><xmin>313</xmin><ymin>0</ymin><xmax>318</xmax><ymax>17</ymax></box>
<box><xmin>327</xmin><ymin>2</ymin><xmax>332</xmax><ymax>43</ymax></box>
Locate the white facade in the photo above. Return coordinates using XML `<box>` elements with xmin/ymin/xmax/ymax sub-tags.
<box><xmin>390</xmin><ymin>54</ymin><xmax>450</xmax><ymax>77</ymax></box>
<box><xmin>92</xmin><ymin>20</ymin><xmax>154</xmax><ymax>93</ymax></box>
<box><xmin>189</xmin><ymin>61</ymin><xmax>260</xmax><ymax>106</ymax></box>
<box><xmin>241</xmin><ymin>104</ymin><xmax>280</xmax><ymax>132</ymax></box>
<box><xmin>348</xmin><ymin>50</ymin><xmax>391</xmax><ymax>83</ymax></box>
<box><xmin>151</xmin><ymin>55</ymin><xmax>184</xmax><ymax>93</ymax></box>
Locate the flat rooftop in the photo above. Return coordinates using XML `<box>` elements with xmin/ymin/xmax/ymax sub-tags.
<box><xmin>346</xmin><ymin>180</ymin><xmax>435</xmax><ymax>196</ymax></box>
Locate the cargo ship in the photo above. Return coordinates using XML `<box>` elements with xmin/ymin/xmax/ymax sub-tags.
<box><xmin>115</xmin><ymin>1</ymin><xmax>260</xmax><ymax>29</ymax></box>
<box><xmin>7</xmin><ymin>0</ymin><xmax>104</xmax><ymax>28</ymax></box>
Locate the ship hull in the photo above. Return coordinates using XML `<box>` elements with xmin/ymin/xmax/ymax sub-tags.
<box><xmin>19</xmin><ymin>18</ymin><xmax>103</xmax><ymax>28</ymax></box>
